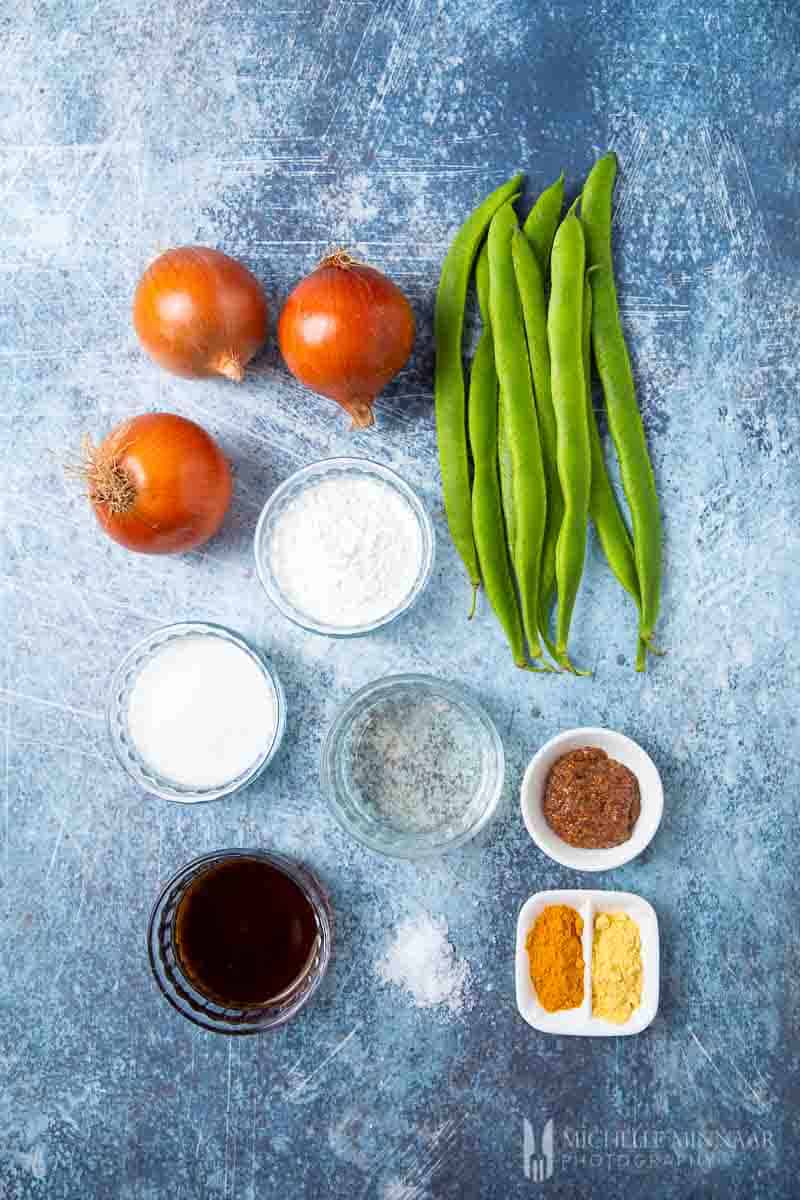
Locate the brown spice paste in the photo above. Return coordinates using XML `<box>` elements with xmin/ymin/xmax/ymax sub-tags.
<box><xmin>543</xmin><ymin>747</ymin><xmax>640</xmax><ymax>849</ymax></box>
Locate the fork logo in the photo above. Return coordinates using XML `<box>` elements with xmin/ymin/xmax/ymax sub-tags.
<box><xmin>523</xmin><ymin>1117</ymin><xmax>555</xmax><ymax>1183</ymax></box>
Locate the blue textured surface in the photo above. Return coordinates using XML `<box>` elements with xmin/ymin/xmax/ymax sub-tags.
<box><xmin>1</xmin><ymin>3</ymin><xmax>798</xmax><ymax>1197</ymax></box>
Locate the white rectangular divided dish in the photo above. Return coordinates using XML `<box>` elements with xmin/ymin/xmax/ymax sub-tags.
<box><xmin>515</xmin><ymin>889</ymin><xmax>659</xmax><ymax>1036</ymax></box>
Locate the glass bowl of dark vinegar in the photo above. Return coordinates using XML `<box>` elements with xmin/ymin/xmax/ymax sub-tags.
<box><xmin>148</xmin><ymin>849</ymin><xmax>333</xmax><ymax>1034</ymax></box>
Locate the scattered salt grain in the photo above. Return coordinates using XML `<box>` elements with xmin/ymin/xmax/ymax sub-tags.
<box><xmin>376</xmin><ymin>913</ymin><xmax>472</xmax><ymax>1014</ymax></box>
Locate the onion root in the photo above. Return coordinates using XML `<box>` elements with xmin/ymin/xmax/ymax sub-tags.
<box><xmin>70</xmin><ymin>434</ymin><xmax>136</xmax><ymax>515</ymax></box>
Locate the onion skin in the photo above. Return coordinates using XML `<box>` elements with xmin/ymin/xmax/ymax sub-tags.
<box><xmin>133</xmin><ymin>247</ymin><xmax>269</xmax><ymax>381</ymax></box>
<box><xmin>277</xmin><ymin>253</ymin><xmax>415</xmax><ymax>428</ymax></box>
<box><xmin>83</xmin><ymin>413</ymin><xmax>232</xmax><ymax>554</ymax></box>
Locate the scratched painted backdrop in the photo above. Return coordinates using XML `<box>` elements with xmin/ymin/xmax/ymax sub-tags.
<box><xmin>1</xmin><ymin>1</ymin><xmax>799</xmax><ymax>1197</ymax></box>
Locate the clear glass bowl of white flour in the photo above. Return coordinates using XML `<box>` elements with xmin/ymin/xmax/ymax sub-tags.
<box><xmin>107</xmin><ymin>622</ymin><xmax>286</xmax><ymax>802</ymax></box>
<box><xmin>254</xmin><ymin>458</ymin><xmax>435</xmax><ymax>637</ymax></box>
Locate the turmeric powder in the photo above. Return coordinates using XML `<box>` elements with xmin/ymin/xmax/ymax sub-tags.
<box><xmin>525</xmin><ymin>904</ymin><xmax>584</xmax><ymax>1011</ymax></box>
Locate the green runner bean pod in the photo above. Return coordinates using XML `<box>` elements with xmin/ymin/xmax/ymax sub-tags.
<box><xmin>434</xmin><ymin>173</ymin><xmax>524</xmax><ymax>613</ymax></box>
<box><xmin>469</xmin><ymin>245</ymin><xmax>528</xmax><ymax>667</ymax></box>
<box><xmin>523</xmin><ymin>172</ymin><xmax>565</xmax><ymax>273</ymax></box>
<box><xmin>488</xmin><ymin>201</ymin><xmax>548</xmax><ymax>663</ymax></box>
<box><xmin>497</xmin><ymin>387</ymin><xmax>516</xmax><ymax>555</ymax></box>
<box><xmin>582</xmin><ymin>275</ymin><xmax>645</xmax><ymax>669</ymax></box>
<box><xmin>511</xmin><ymin>227</ymin><xmax>562</xmax><ymax>661</ymax></box>
<box><xmin>547</xmin><ymin>211</ymin><xmax>590</xmax><ymax>671</ymax></box>
<box><xmin>581</xmin><ymin>152</ymin><xmax>662</xmax><ymax>650</ymax></box>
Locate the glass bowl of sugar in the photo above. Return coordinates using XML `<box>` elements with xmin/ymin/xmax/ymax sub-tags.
<box><xmin>253</xmin><ymin>457</ymin><xmax>435</xmax><ymax>637</ymax></box>
<box><xmin>321</xmin><ymin>674</ymin><xmax>505</xmax><ymax>858</ymax></box>
<box><xmin>108</xmin><ymin>622</ymin><xmax>286</xmax><ymax>802</ymax></box>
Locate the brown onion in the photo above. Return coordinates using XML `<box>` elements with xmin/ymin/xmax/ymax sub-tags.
<box><xmin>75</xmin><ymin>413</ymin><xmax>232</xmax><ymax>554</ymax></box>
<box><xmin>277</xmin><ymin>250</ymin><xmax>415</xmax><ymax>428</ymax></box>
<box><xmin>133</xmin><ymin>247</ymin><xmax>269</xmax><ymax>381</ymax></box>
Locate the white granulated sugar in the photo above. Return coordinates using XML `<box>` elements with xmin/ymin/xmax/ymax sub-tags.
<box><xmin>269</xmin><ymin>475</ymin><xmax>423</xmax><ymax>628</ymax></box>
<box><xmin>127</xmin><ymin>635</ymin><xmax>277</xmax><ymax>790</ymax></box>
<box><xmin>376</xmin><ymin>913</ymin><xmax>472</xmax><ymax>1014</ymax></box>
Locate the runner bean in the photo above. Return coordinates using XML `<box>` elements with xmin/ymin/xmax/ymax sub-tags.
<box><xmin>434</xmin><ymin>173</ymin><xmax>523</xmax><ymax>613</ymax></box>
<box><xmin>523</xmin><ymin>172</ymin><xmax>565</xmax><ymax>272</ymax></box>
<box><xmin>469</xmin><ymin>244</ymin><xmax>529</xmax><ymax>667</ymax></box>
<box><xmin>488</xmin><ymin>201</ymin><xmax>549</xmax><ymax>664</ymax></box>
<box><xmin>582</xmin><ymin>152</ymin><xmax>662</xmax><ymax>651</ymax></box>
<box><xmin>582</xmin><ymin>275</ymin><xmax>646</xmax><ymax>669</ymax></box>
<box><xmin>547</xmin><ymin>211</ymin><xmax>591</xmax><ymax>672</ymax></box>
<box><xmin>512</xmin><ymin>227</ymin><xmax>561</xmax><ymax>663</ymax></box>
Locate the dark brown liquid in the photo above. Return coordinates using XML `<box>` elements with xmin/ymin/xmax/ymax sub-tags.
<box><xmin>174</xmin><ymin>857</ymin><xmax>319</xmax><ymax>1007</ymax></box>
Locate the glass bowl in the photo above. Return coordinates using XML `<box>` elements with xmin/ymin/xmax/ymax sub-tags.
<box><xmin>253</xmin><ymin>457</ymin><xmax>435</xmax><ymax>637</ymax></box>
<box><xmin>321</xmin><ymin>674</ymin><xmax>505</xmax><ymax>858</ymax></box>
<box><xmin>107</xmin><ymin>622</ymin><xmax>286</xmax><ymax>803</ymax></box>
<box><xmin>148</xmin><ymin>849</ymin><xmax>333</xmax><ymax>1035</ymax></box>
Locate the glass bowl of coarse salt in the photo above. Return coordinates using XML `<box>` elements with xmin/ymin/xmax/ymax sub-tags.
<box><xmin>253</xmin><ymin>457</ymin><xmax>435</xmax><ymax>637</ymax></box>
<box><xmin>108</xmin><ymin>622</ymin><xmax>286</xmax><ymax>802</ymax></box>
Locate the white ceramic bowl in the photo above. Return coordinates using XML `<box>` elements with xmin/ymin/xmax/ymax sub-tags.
<box><xmin>520</xmin><ymin>727</ymin><xmax>663</xmax><ymax>872</ymax></box>
<box><xmin>515</xmin><ymin>888</ymin><xmax>660</xmax><ymax>1036</ymax></box>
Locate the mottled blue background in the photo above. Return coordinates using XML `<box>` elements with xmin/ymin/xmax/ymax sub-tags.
<box><xmin>1</xmin><ymin>2</ymin><xmax>798</xmax><ymax>1197</ymax></box>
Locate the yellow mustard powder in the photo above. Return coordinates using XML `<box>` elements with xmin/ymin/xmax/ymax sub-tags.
<box><xmin>591</xmin><ymin>912</ymin><xmax>642</xmax><ymax>1023</ymax></box>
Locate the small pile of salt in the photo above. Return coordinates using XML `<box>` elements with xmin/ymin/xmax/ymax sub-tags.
<box><xmin>376</xmin><ymin>912</ymin><xmax>472</xmax><ymax>1014</ymax></box>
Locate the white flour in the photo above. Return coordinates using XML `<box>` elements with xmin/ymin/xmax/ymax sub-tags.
<box><xmin>376</xmin><ymin>912</ymin><xmax>472</xmax><ymax>1014</ymax></box>
<box><xmin>269</xmin><ymin>475</ymin><xmax>423</xmax><ymax>628</ymax></box>
<box><xmin>127</xmin><ymin>634</ymin><xmax>277</xmax><ymax>789</ymax></box>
